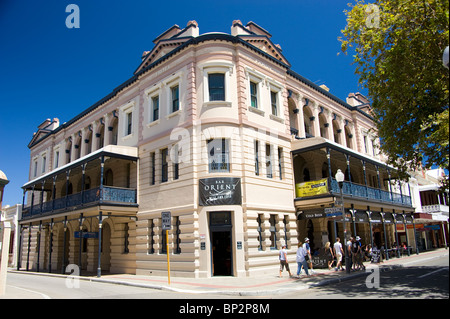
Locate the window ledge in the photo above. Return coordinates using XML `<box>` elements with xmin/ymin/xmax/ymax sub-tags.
<box><xmin>203</xmin><ymin>101</ymin><xmax>232</xmax><ymax>108</ymax></box>
<box><xmin>248</xmin><ymin>106</ymin><xmax>265</xmax><ymax>116</ymax></box>
<box><xmin>166</xmin><ymin>109</ymin><xmax>181</xmax><ymax>119</ymax></box>
<box><xmin>269</xmin><ymin>114</ymin><xmax>284</xmax><ymax>124</ymax></box>
<box><xmin>146</xmin><ymin>119</ymin><xmax>160</xmax><ymax>128</ymax></box>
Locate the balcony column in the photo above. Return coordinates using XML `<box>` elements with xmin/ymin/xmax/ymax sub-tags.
<box><xmin>340</xmin><ymin>119</ymin><xmax>348</xmax><ymax>148</ymax></box>
<box><xmin>70</xmin><ymin>134</ymin><xmax>77</xmax><ymax>163</ymax></box>
<box><xmin>36</xmin><ymin>220</ymin><xmax>42</xmax><ymax>272</ymax></box>
<box><xmin>99</xmin><ymin>156</ymin><xmax>105</xmax><ymax>204</ymax></box>
<box><xmin>26</xmin><ymin>223</ymin><xmax>32</xmax><ymax>271</ymax></box>
<box><xmin>30</xmin><ymin>185</ymin><xmax>35</xmax><ymax>216</ymax></box>
<box><xmin>97</xmin><ymin>211</ymin><xmax>103</xmax><ymax>277</ymax></box>
<box><xmin>16</xmin><ymin>225</ymin><xmax>23</xmax><ymax>270</ymax></box>
<box><xmin>78</xmin><ymin>213</ymin><xmax>84</xmax><ymax>276</ymax></box>
<box><xmin>345</xmin><ymin>154</ymin><xmax>352</xmax><ymax>192</ymax></box>
<box><xmin>381</xmin><ymin>209</ymin><xmax>389</xmax><ymax>260</ymax></box>
<box><xmin>81</xmin><ymin>164</ymin><xmax>86</xmax><ymax>204</ymax></box>
<box><xmin>393</xmin><ymin>210</ymin><xmax>400</xmax><ymax>257</ymax></box>
<box><xmin>325</xmin><ymin>109</ymin><xmax>334</xmax><ymax>140</ymax></box>
<box><xmin>92</xmin><ymin>121</ymin><xmax>100</xmax><ymax>151</ymax></box>
<box><xmin>403</xmin><ymin>211</ymin><xmax>410</xmax><ymax>256</ymax></box>
<box><xmin>65</xmin><ymin>170</ymin><xmax>70</xmax><ymax>208</ymax></box>
<box><xmin>367</xmin><ymin>208</ymin><xmax>374</xmax><ymax>250</ymax></box>
<box><xmin>52</xmin><ymin>176</ymin><xmax>56</xmax><ymax>211</ymax></box>
<box><xmin>22</xmin><ymin>189</ymin><xmax>27</xmax><ymax>211</ymax></box>
<box><xmin>49</xmin><ymin>219</ymin><xmax>54</xmax><ymax>273</ymax></box>
<box><xmin>311</xmin><ymin>102</ymin><xmax>320</xmax><ymax>137</ymax></box>
<box><xmin>399</xmin><ymin>180</ymin><xmax>404</xmax><ymax>204</ymax></box>
<box><xmin>362</xmin><ymin>160</ymin><xmax>368</xmax><ymax>197</ymax></box>
<box><xmin>61</xmin><ymin>216</ymin><xmax>68</xmax><ymax>274</ymax></box>
<box><xmin>103</xmin><ymin>115</ymin><xmax>112</xmax><ymax>146</ymax></box>
<box><xmin>40</xmin><ymin>181</ymin><xmax>44</xmax><ymax>214</ymax></box>
<box><xmin>80</xmin><ymin>129</ymin><xmax>87</xmax><ymax>158</ymax></box>
<box><xmin>326</xmin><ymin>147</ymin><xmax>332</xmax><ymax>183</ymax></box>
<box><xmin>296</xmin><ymin>94</ymin><xmax>306</xmax><ymax>138</ymax></box>
<box><xmin>387</xmin><ymin>170</ymin><xmax>393</xmax><ymax>201</ymax></box>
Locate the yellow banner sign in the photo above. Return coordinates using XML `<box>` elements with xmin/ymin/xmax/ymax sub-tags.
<box><xmin>295</xmin><ymin>179</ymin><xmax>329</xmax><ymax>198</ymax></box>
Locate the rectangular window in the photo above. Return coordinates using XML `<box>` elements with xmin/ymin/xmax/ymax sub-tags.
<box><xmin>269</xmin><ymin>215</ymin><xmax>277</xmax><ymax>249</ymax></box>
<box><xmin>55</xmin><ymin>151</ymin><xmax>59</xmax><ymax>168</ymax></box>
<box><xmin>257</xmin><ymin>214</ymin><xmax>263</xmax><ymax>251</ymax></box>
<box><xmin>150</xmin><ymin>152</ymin><xmax>155</xmax><ymax>185</ymax></box>
<box><xmin>278</xmin><ymin>147</ymin><xmax>283</xmax><ymax>180</ymax></box>
<box><xmin>266</xmin><ymin>144</ymin><xmax>272</xmax><ymax>178</ymax></box>
<box><xmin>250</xmin><ymin>81</ymin><xmax>258</xmax><ymax>108</ymax></box>
<box><xmin>161</xmin><ymin>148</ymin><xmax>168</xmax><ymax>183</ymax></box>
<box><xmin>152</xmin><ymin>96</ymin><xmax>159</xmax><ymax>122</ymax></box>
<box><xmin>148</xmin><ymin>219</ymin><xmax>155</xmax><ymax>254</ymax></box>
<box><xmin>254</xmin><ymin>140</ymin><xmax>260</xmax><ymax>176</ymax></box>
<box><xmin>173</xmin><ymin>144</ymin><xmax>179</xmax><ymax>180</ymax></box>
<box><xmin>271</xmin><ymin>91</ymin><xmax>278</xmax><ymax>116</ymax></box>
<box><xmin>208</xmin><ymin>73</ymin><xmax>225</xmax><ymax>101</ymax></box>
<box><xmin>161</xmin><ymin>225</ymin><xmax>167</xmax><ymax>254</ymax></box>
<box><xmin>34</xmin><ymin>161</ymin><xmax>37</xmax><ymax>177</ymax></box>
<box><xmin>123</xmin><ymin>223</ymin><xmax>129</xmax><ymax>254</ymax></box>
<box><xmin>171</xmin><ymin>85</ymin><xmax>179</xmax><ymax>113</ymax></box>
<box><xmin>283</xmin><ymin>215</ymin><xmax>288</xmax><ymax>245</ymax></box>
<box><xmin>42</xmin><ymin>156</ymin><xmax>46</xmax><ymax>174</ymax></box>
<box><xmin>126</xmin><ymin>112</ymin><xmax>132</xmax><ymax>135</ymax></box>
<box><xmin>174</xmin><ymin>216</ymin><xmax>181</xmax><ymax>254</ymax></box>
<box><xmin>207</xmin><ymin>138</ymin><xmax>230</xmax><ymax>172</ymax></box>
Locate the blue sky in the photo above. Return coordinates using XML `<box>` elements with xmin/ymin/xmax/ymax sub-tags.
<box><xmin>0</xmin><ymin>0</ymin><xmax>365</xmax><ymax>207</ymax></box>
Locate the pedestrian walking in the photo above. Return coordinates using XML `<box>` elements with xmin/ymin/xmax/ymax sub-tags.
<box><xmin>346</xmin><ymin>236</ymin><xmax>353</xmax><ymax>271</ymax></box>
<box><xmin>333</xmin><ymin>237</ymin><xmax>344</xmax><ymax>271</ymax></box>
<box><xmin>279</xmin><ymin>244</ymin><xmax>292</xmax><ymax>278</ymax></box>
<box><xmin>325</xmin><ymin>242</ymin><xmax>335</xmax><ymax>270</ymax></box>
<box><xmin>351</xmin><ymin>236</ymin><xmax>360</xmax><ymax>270</ymax></box>
<box><xmin>296</xmin><ymin>242</ymin><xmax>309</xmax><ymax>277</ymax></box>
<box><xmin>356</xmin><ymin>236</ymin><xmax>365</xmax><ymax>270</ymax></box>
<box><xmin>303</xmin><ymin>238</ymin><xmax>315</xmax><ymax>274</ymax></box>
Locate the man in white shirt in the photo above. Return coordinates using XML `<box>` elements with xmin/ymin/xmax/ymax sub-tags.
<box><xmin>333</xmin><ymin>237</ymin><xmax>344</xmax><ymax>271</ymax></box>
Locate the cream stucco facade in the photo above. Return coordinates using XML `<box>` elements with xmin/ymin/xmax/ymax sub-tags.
<box><xmin>19</xmin><ymin>20</ymin><xmax>417</xmax><ymax>278</ymax></box>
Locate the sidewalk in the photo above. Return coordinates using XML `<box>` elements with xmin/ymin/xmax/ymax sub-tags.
<box><xmin>3</xmin><ymin>248</ymin><xmax>448</xmax><ymax>298</ymax></box>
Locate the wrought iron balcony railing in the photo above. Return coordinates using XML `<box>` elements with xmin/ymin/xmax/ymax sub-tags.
<box><xmin>21</xmin><ymin>186</ymin><xmax>137</xmax><ymax>220</ymax></box>
<box><xmin>295</xmin><ymin>177</ymin><xmax>412</xmax><ymax>207</ymax></box>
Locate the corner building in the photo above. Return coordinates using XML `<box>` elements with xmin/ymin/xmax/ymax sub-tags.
<box><xmin>19</xmin><ymin>20</ymin><xmax>415</xmax><ymax>278</ymax></box>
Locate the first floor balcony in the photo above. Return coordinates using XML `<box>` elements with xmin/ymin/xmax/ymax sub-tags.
<box><xmin>21</xmin><ymin>145</ymin><xmax>138</xmax><ymax>221</ymax></box>
<box><xmin>292</xmin><ymin>137</ymin><xmax>413</xmax><ymax>209</ymax></box>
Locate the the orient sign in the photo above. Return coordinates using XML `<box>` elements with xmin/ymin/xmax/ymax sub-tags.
<box><xmin>199</xmin><ymin>177</ymin><xmax>242</xmax><ymax>206</ymax></box>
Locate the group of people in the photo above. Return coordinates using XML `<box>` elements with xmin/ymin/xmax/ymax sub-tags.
<box><xmin>278</xmin><ymin>237</ymin><xmax>316</xmax><ymax>278</ymax></box>
<box><xmin>279</xmin><ymin>235</ymin><xmax>380</xmax><ymax>278</ymax></box>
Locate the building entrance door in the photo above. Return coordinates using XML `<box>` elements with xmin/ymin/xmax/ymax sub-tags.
<box><xmin>210</xmin><ymin>211</ymin><xmax>232</xmax><ymax>276</ymax></box>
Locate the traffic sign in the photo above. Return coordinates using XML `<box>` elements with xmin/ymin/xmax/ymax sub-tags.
<box><xmin>161</xmin><ymin>211</ymin><xmax>171</xmax><ymax>230</ymax></box>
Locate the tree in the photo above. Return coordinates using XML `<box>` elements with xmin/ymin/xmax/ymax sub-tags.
<box><xmin>339</xmin><ymin>0</ymin><xmax>449</xmax><ymax>190</ymax></box>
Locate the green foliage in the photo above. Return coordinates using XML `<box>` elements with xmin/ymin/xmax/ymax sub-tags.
<box><xmin>340</xmin><ymin>0</ymin><xmax>449</xmax><ymax>189</ymax></box>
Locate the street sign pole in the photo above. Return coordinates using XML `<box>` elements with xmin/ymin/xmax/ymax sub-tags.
<box><xmin>166</xmin><ymin>229</ymin><xmax>170</xmax><ymax>285</ymax></box>
<box><xmin>161</xmin><ymin>212</ymin><xmax>171</xmax><ymax>285</ymax></box>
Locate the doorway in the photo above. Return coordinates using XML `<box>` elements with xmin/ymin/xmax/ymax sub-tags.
<box><xmin>210</xmin><ymin>211</ymin><xmax>233</xmax><ymax>276</ymax></box>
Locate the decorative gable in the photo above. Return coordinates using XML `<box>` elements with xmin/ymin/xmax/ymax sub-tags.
<box><xmin>135</xmin><ymin>21</ymin><xmax>199</xmax><ymax>75</ymax></box>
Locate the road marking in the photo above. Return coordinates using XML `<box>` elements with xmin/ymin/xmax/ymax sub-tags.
<box><xmin>417</xmin><ymin>267</ymin><xmax>448</xmax><ymax>279</ymax></box>
<box><xmin>7</xmin><ymin>285</ymin><xmax>51</xmax><ymax>299</ymax></box>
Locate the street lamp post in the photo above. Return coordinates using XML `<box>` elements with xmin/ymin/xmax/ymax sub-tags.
<box><xmin>335</xmin><ymin>169</ymin><xmax>351</xmax><ymax>274</ymax></box>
